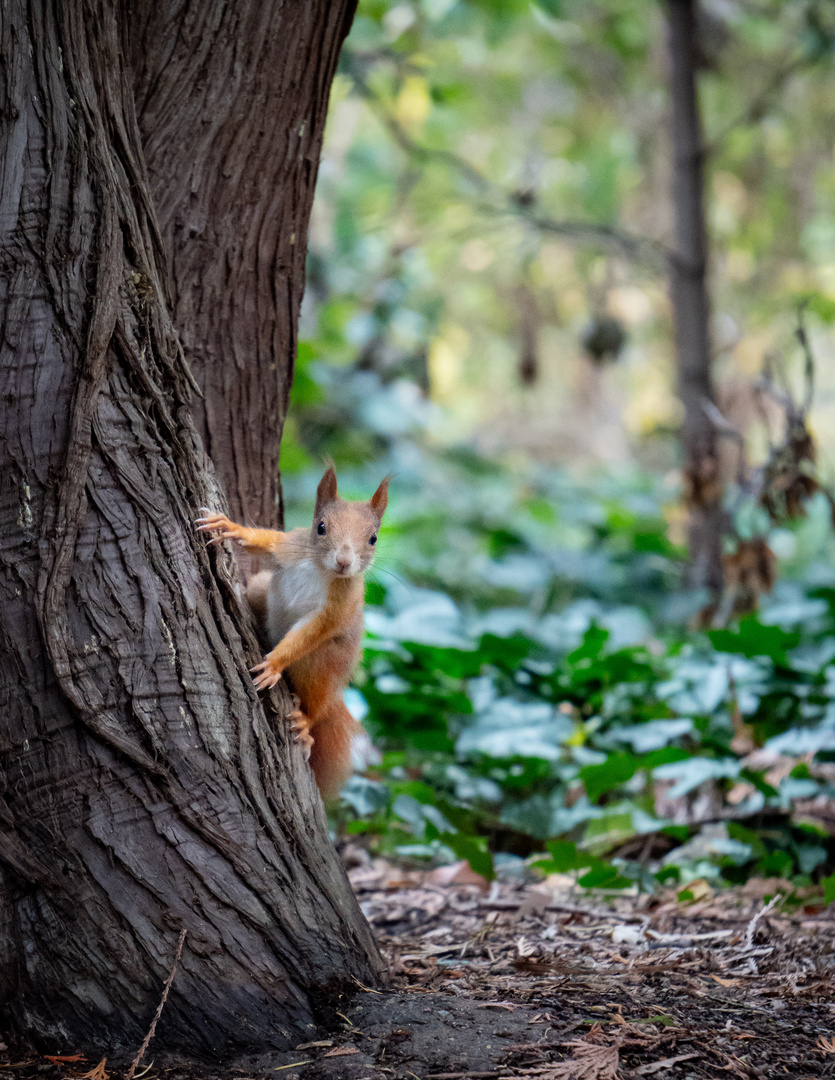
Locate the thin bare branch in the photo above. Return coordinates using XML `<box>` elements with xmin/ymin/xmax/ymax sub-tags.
<box><xmin>705</xmin><ymin>52</ymin><xmax>812</xmax><ymax>156</ymax></box>
<box><xmin>347</xmin><ymin>64</ymin><xmax>669</xmax><ymax>268</ymax></box>
<box><xmin>795</xmin><ymin>304</ymin><xmax>816</xmax><ymax>415</ymax></box>
<box><xmin>126</xmin><ymin>930</ymin><xmax>187</xmax><ymax>1080</ymax></box>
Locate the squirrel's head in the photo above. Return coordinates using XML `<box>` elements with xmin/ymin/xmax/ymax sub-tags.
<box><xmin>310</xmin><ymin>466</ymin><xmax>389</xmax><ymax>579</ymax></box>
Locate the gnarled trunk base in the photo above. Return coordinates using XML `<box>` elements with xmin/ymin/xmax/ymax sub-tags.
<box><xmin>0</xmin><ymin>0</ymin><xmax>380</xmax><ymax>1058</ymax></box>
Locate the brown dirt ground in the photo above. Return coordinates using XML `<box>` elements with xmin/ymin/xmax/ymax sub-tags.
<box><xmin>4</xmin><ymin>853</ymin><xmax>835</xmax><ymax>1079</ymax></box>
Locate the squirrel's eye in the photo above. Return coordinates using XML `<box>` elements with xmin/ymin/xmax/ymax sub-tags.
<box><xmin>369</xmin><ymin>534</ymin><xmax>377</xmax><ymax>546</ymax></box>
<box><xmin>317</xmin><ymin>521</ymin><xmax>326</xmax><ymax>536</ymax></box>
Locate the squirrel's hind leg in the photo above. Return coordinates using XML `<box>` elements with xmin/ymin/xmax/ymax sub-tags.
<box><xmin>286</xmin><ymin>699</ymin><xmax>314</xmax><ymax>760</ymax></box>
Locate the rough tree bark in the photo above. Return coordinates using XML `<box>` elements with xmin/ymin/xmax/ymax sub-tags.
<box><xmin>130</xmin><ymin>3</ymin><xmax>353</xmax><ymax>527</ymax></box>
<box><xmin>666</xmin><ymin>0</ymin><xmax>725</xmax><ymax>602</ymax></box>
<box><xmin>0</xmin><ymin>0</ymin><xmax>382</xmax><ymax>1059</ymax></box>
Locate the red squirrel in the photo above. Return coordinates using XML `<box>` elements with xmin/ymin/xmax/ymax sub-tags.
<box><xmin>196</xmin><ymin>467</ymin><xmax>389</xmax><ymax>797</ymax></box>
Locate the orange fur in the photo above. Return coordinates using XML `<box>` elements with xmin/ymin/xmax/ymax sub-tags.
<box><xmin>254</xmin><ymin>577</ymin><xmax>364</xmax><ymax>686</ymax></box>
<box><xmin>194</xmin><ymin>512</ymin><xmax>287</xmax><ymax>555</ymax></box>
<box><xmin>307</xmin><ymin>698</ymin><xmax>363</xmax><ymax>799</ymax></box>
<box><xmin>196</xmin><ymin>468</ymin><xmax>388</xmax><ymax>797</ymax></box>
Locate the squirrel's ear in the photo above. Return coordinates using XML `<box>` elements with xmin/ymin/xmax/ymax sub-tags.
<box><xmin>315</xmin><ymin>466</ymin><xmax>338</xmax><ymax>517</ymax></box>
<box><xmin>369</xmin><ymin>475</ymin><xmax>390</xmax><ymax>519</ymax></box>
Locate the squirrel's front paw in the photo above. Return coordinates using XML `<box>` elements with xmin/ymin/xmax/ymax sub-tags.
<box><xmin>251</xmin><ymin>655</ymin><xmax>284</xmax><ymax>691</ymax></box>
<box><xmin>195</xmin><ymin>509</ymin><xmax>243</xmax><ymax>546</ymax></box>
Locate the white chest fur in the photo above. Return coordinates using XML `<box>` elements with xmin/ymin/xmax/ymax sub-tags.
<box><xmin>266</xmin><ymin>558</ymin><xmax>328</xmax><ymax>644</ymax></box>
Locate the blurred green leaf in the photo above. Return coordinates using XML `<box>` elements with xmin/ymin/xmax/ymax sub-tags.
<box><xmin>441</xmin><ymin>832</ymin><xmax>495</xmax><ymax>880</ymax></box>
<box><xmin>708</xmin><ymin>618</ymin><xmax>801</xmax><ymax>665</ymax></box>
<box><xmin>292</xmin><ymin>0</ymin><xmax>835</xmax><ymax>893</ymax></box>
<box><xmin>578</xmin><ymin>865</ymin><xmax>631</xmax><ymax>889</ymax></box>
<box><xmin>580</xmin><ymin>754</ymin><xmax>638</xmax><ymax>802</ymax></box>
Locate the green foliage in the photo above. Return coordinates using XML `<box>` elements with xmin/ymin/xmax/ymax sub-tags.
<box><xmin>281</xmin><ymin>0</ymin><xmax>835</xmax><ymax>896</ymax></box>
<box><xmin>288</xmin><ymin>444</ymin><xmax>835</xmax><ymax>893</ymax></box>
<box><xmin>284</xmin><ymin>344</ymin><xmax>835</xmax><ymax>890</ymax></box>
<box><xmin>708</xmin><ymin>619</ymin><xmax>801</xmax><ymax>666</ymax></box>
<box><xmin>533</xmin><ymin>840</ymin><xmax>630</xmax><ymax>889</ymax></box>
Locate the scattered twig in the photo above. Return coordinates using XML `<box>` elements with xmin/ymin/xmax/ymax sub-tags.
<box><xmin>425</xmin><ymin>1073</ymin><xmax>509</xmax><ymax>1079</ymax></box>
<box><xmin>744</xmin><ymin>894</ymin><xmax>781</xmax><ymax>951</ymax></box>
<box><xmin>126</xmin><ymin>929</ymin><xmax>187</xmax><ymax>1080</ymax></box>
<box><xmin>645</xmin><ymin>928</ymin><xmax>734</xmax><ymax>945</ymax></box>
<box><xmin>634</xmin><ymin>1053</ymin><xmax>701</xmax><ymax>1076</ymax></box>
<box><xmin>480</xmin><ymin>899</ymin><xmax>638</xmax><ymax>921</ymax></box>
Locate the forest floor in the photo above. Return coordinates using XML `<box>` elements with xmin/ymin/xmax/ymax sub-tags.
<box><xmin>5</xmin><ymin>854</ymin><xmax>835</xmax><ymax>1080</ymax></box>
<box><xmin>277</xmin><ymin>850</ymin><xmax>835</xmax><ymax>1080</ymax></box>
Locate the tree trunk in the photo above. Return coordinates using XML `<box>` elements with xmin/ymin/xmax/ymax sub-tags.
<box><xmin>0</xmin><ymin>0</ymin><xmax>382</xmax><ymax>1059</ymax></box>
<box><xmin>666</xmin><ymin>0</ymin><xmax>725</xmax><ymax>602</ymax></box>
<box><xmin>130</xmin><ymin>2</ymin><xmax>354</xmax><ymax>528</ymax></box>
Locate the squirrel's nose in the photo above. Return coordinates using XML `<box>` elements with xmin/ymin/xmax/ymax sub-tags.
<box><xmin>336</xmin><ymin>554</ymin><xmax>352</xmax><ymax>569</ymax></box>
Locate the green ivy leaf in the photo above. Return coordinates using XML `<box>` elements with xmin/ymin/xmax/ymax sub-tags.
<box><xmin>441</xmin><ymin>832</ymin><xmax>495</xmax><ymax>880</ymax></box>
<box><xmin>540</xmin><ymin>840</ymin><xmax>588</xmax><ymax>872</ymax></box>
<box><xmin>580</xmin><ymin>753</ymin><xmax>638</xmax><ymax>802</ymax></box>
<box><xmin>578</xmin><ymin>864</ymin><xmax>630</xmax><ymax>889</ymax></box>
<box><xmin>708</xmin><ymin>618</ymin><xmax>800</xmax><ymax>666</ymax></box>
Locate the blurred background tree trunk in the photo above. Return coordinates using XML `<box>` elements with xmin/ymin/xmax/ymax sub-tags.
<box><xmin>0</xmin><ymin>0</ymin><xmax>381</xmax><ymax>1058</ymax></box>
<box><xmin>131</xmin><ymin>3</ymin><xmax>354</xmax><ymax>528</ymax></box>
<box><xmin>666</xmin><ymin>0</ymin><xmax>726</xmax><ymax>605</ymax></box>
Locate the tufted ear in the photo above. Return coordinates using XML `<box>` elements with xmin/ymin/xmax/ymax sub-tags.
<box><xmin>314</xmin><ymin>466</ymin><xmax>339</xmax><ymax>518</ymax></box>
<box><xmin>369</xmin><ymin>475</ymin><xmax>390</xmax><ymax>520</ymax></box>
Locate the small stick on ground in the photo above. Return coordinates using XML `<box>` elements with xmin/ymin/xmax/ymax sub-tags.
<box><xmin>744</xmin><ymin>894</ymin><xmax>780</xmax><ymax>950</ymax></box>
<box><xmin>126</xmin><ymin>929</ymin><xmax>187</xmax><ymax>1080</ymax></box>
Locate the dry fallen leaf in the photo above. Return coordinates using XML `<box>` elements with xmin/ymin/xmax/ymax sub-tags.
<box><xmin>77</xmin><ymin>1059</ymin><xmax>109</xmax><ymax>1080</ymax></box>
<box><xmin>425</xmin><ymin>860</ymin><xmax>489</xmax><ymax>888</ymax></box>
<box><xmin>517</xmin><ymin>935</ymin><xmax>536</xmax><ymax>957</ymax></box>
<box><xmin>323</xmin><ymin>1046</ymin><xmax>360</xmax><ymax>1058</ymax></box>
<box><xmin>611</xmin><ymin>924</ymin><xmax>644</xmax><ymax>945</ymax></box>
<box><xmin>520</xmin><ymin>1040</ymin><xmax>619</xmax><ymax>1080</ymax></box>
<box><xmin>679</xmin><ymin>878</ymin><xmax>713</xmax><ymax>903</ymax></box>
<box><xmin>517</xmin><ymin>889</ymin><xmax>551</xmax><ymax>919</ymax></box>
<box><xmin>817</xmin><ymin>1036</ymin><xmax>835</xmax><ymax>1054</ymax></box>
<box><xmin>711</xmin><ymin>976</ymin><xmax>744</xmax><ymax>987</ymax></box>
<box><xmin>45</xmin><ymin>1056</ymin><xmax>87</xmax><ymax>1064</ymax></box>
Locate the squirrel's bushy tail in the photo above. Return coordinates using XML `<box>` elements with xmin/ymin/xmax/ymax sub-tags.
<box><xmin>310</xmin><ymin>699</ymin><xmax>362</xmax><ymax>799</ymax></box>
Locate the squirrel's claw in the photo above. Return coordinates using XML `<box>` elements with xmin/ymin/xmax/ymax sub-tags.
<box><xmin>196</xmin><ymin>513</ymin><xmax>227</xmax><ymax>527</ymax></box>
<box><xmin>251</xmin><ymin>657</ymin><xmax>283</xmax><ymax>691</ymax></box>
<box><xmin>195</xmin><ymin>510</ymin><xmax>224</xmax><ymax>525</ymax></box>
<box><xmin>196</xmin><ymin>511</ymin><xmax>243</xmax><ymax>546</ymax></box>
<box><xmin>287</xmin><ymin>709</ymin><xmax>314</xmax><ymax>759</ymax></box>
